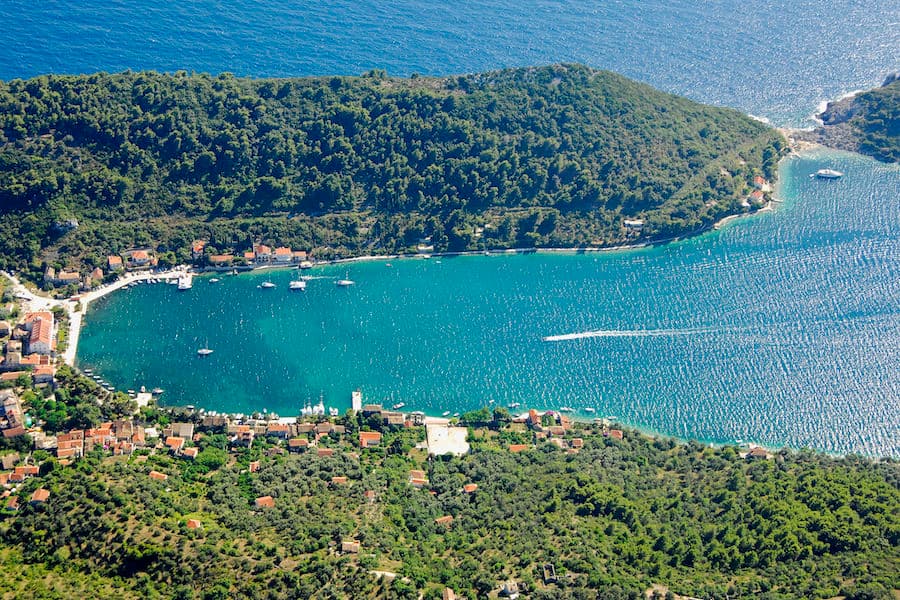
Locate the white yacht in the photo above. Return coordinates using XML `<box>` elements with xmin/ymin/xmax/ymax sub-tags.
<box><xmin>335</xmin><ymin>276</ymin><xmax>355</xmax><ymax>286</ymax></box>
<box><xmin>289</xmin><ymin>279</ymin><xmax>307</xmax><ymax>291</ymax></box>
<box><xmin>299</xmin><ymin>260</ymin><xmax>314</xmax><ymax>269</ymax></box>
<box><xmin>814</xmin><ymin>168</ymin><xmax>843</xmax><ymax>179</ymax></box>
<box><xmin>177</xmin><ymin>274</ymin><xmax>193</xmax><ymax>290</ymax></box>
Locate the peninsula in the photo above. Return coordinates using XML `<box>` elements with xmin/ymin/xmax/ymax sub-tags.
<box><xmin>0</xmin><ymin>64</ymin><xmax>784</xmax><ymax>287</ymax></box>
<box><xmin>793</xmin><ymin>73</ymin><xmax>899</xmax><ymax>163</ymax></box>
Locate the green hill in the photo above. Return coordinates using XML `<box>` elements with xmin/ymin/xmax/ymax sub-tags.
<box><xmin>801</xmin><ymin>75</ymin><xmax>900</xmax><ymax>163</ymax></box>
<box><xmin>0</xmin><ymin>411</ymin><xmax>897</xmax><ymax>599</ymax></box>
<box><xmin>0</xmin><ymin>64</ymin><xmax>783</xmax><ymax>282</ymax></box>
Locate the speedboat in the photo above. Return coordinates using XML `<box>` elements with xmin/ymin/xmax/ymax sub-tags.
<box><xmin>209</xmin><ymin>278</ymin><xmax>220</xmax><ymax>283</ymax></box>
<box><xmin>289</xmin><ymin>280</ymin><xmax>307</xmax><ymax>291</ymax></box>
<box><xmin>441</xmin><ymin>411</ymin><xmax>451</xmax><ymax>417</ymax></box>
<box><xmin>335</xmin><ymin>278</ymin><xmax>355</xmax><ymax>287</ymax></box>
<box><xmin>259</xmin><ymin>281</ymin><xmax>276</xmax><ymax>289</ymax></box>
<box><xmin>197</xmin><ymin>348</ymin><xmax>213</xmax><ymax>356</ymax></box>
<box><xmin>392</xmin><ymin>402</ymin><xmax>406</xmax><ymax>410</ymax></box>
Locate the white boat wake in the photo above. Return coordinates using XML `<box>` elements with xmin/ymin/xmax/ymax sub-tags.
<box><xmin>542</xmin><ymin>327</ymin><xmax>718</xmax><ymax>342</ymax></box>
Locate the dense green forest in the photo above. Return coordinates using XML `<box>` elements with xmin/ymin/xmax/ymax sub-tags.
<box><xmin>0</xmin><ymin>64</ymin><xmax>783</xmax><ymax>281</ymax></box>
<box><xmin>0</xmin><ymin>404</ymin><xmax>897</xmax><ymax>598</ymax></box>
<box><xmin>843</xmin><ymin>77</ymin><xmax>900</xmax><ymax>162</ymax></box>
<box><xmin>811</xmin><ymin>75</ymin><xmax>900</xmax><ymax>163</ymax></box>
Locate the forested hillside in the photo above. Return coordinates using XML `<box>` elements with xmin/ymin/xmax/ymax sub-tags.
<box><xmin>0</xmin><ymin>419</ymin><xmax>897</xmax><ymax>599</ymax></box>
<box><xmin>0</xmin><ymin>64</ymin><xmax>783</xmax><ymax>280</ymax></box>
<box><xmin>838</xmin><ymin>76</ymin><xmax>900</xmax><ymax>162</ymax></box>
<box><xmin>803</xmin><ymin>75</ymin><xmax>900</xmax><ymax>162</ymax></box>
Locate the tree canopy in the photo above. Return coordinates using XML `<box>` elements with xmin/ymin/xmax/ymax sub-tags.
<box><xmin>0</xmin><ymin>64</ymin><xmax>783</xmax><ymax>281</ymax></box>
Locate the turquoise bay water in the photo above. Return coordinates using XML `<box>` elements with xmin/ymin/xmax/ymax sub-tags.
<box><xmin>3</xmin><ymin>0</ymin><xmax>899</xmax><ymax>455</ymax></box>
<box><xmin>78</xmin><ymin>150</ymin><xmax>900</xmax><ymax>457</ymax></box>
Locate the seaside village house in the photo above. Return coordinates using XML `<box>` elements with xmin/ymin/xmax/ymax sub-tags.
<box><xmin>43</xmin><ymin>266</ymin><xmax>81</xmax><ymax>289</ymax></box>
<box><xmin>125</xmin><ymin>249</ymin><xmax>157</xmax><ymax>270</ymax></box>
<box><xmin>23</xmin><ymin>311</ymin><xmax>55</xmax><ymax>356</ymax></box>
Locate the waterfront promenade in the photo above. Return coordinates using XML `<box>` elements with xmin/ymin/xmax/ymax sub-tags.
<box><xmin>2</xmin><ymin>268</ymin><xmax>184</xmax><ymax>367</ymax></box>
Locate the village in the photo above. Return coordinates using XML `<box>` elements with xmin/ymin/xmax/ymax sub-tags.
<box><xmin>0</xmin><ymin>349</ymin><xmax>662</xmax><ymax>600</ymax></box>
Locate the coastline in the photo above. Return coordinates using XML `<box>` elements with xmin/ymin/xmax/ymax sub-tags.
<box><xmin>22</xmin><ymin>142</ymin><xmax>877</xmax><ymax>458</ymax></box>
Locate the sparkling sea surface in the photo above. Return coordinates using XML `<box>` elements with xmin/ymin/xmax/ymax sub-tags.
<box><xmin>1</xmin><ymin>0</ymin><xmax>897</xmax><ymax>455</ymax></box>
<box><xmin>1</xmin><ymin>0</ymin><xmax>898</xmax><ymax>126</ymax></box>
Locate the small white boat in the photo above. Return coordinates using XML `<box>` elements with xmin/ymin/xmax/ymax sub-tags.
<box><xmin>814</xmin><ymin>168</ymin><xmax>843</xmax><ymax>179</ymax></box>
<box><xmin>197</xmin><ymin>348</ymin><xmax>213</xmax><ymax>356</ymax></box>
<box><xmin>584</xmin><ymin>407</ymin><xmax>596</xmax><ymax>413</ymax></box>
<box><xmin>329</xmin><ymin>407</ymin><xmax>339</xmax><ymax>416</ymax></box>
<box><xmin>259</xmin><ymin>281</ymin><xmax>276</xmax><ymax>289</ymax></box>
<box><xmin>335</xmin><ymin>278</ymin><xmax>355</xmax><ymax>286</ymax></box>
<box><xmin>508</xmin><ymin>402</ymin><xmax>521</xmax><ymax>409</ymax></box>
<box><xmin>441</xmin><ymin>411</ymin><xmax>451</xmax><ymax>417</ymax></box>
<box><xmin>392</xmin><ymin>402</ymin><xmax>406</xmax><ymax>410</ymax></box>
<box><xmin>559</xmin><ymin>406</ymin><xmax>575</xmax><ymax>413</ymax></box>
<box><xmin>177</xmin><ymin>274</ymin><xmax>193</xmax><ymax>290</ymax></box>
<box><xmin>209</xmin><ymin>278</ymin><xmax>220</xmax><ymax>283</ymax></box>
<box><xmin>289</xmin><ymin>280</ymin><xmax>307</xmax><ymax>291</ymax></box>
<box><xmin>299</xmin><ymin>260</ymin><xmax>313</xmax><ymax>269</ymax></box>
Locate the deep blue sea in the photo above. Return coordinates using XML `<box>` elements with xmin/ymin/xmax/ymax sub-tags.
<box><xmin>2</xmin><ymin>0</ymin><xmax>898</xmax><ymax>455</ymax></box>
<box><xmin>1</xmin><ymin>0</ymin><xmax>898</xmax><ymax>126</ymax></box>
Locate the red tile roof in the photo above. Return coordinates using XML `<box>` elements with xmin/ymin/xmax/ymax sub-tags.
<box><xmin>255</xmin><ymin>495</ymin><xmax>275</xmax><ymax>508</ymax></box>
<box><xmin>29</xmin><ymin>316</ymin><xmax>53</xmax><ymax>349</ymax></box>
<box><xmin>149</xmin><ymin>470</ymin><xmax>168</xmax><ymax>481</ymax></box>
<box><xmin>508</xmin><ymin>444</ymin><xmax>529</xmax><ymax>453</ymax></box>
<box><xmin>359</xmin><ymin>431</ymin><xmax>382</xmax><ymax>448</ymax></box>
<box><xmin>30</xmin><ymin>488</ymin><xmax>50</xmax><ymax>503</ymax></box>
<box><xmin>186</xmin><ymin>518</ymin><xmax>202</xmax><ymax>529</ymax></box>
<box><xmin>463</xmin><ymin>483</ymin><xmax>478</xmax><ymax>493</ymax></box>
<box><xmin>165</xmin><ymin>436</ymin><xmax>185</xmax><ymax>451</ymax></box>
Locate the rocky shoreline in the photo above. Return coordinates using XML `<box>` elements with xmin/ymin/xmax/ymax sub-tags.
<box><xmin>790</xmin><ymin>72</ymin><xmax>899</xmax><ymax>158</ymax></box>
